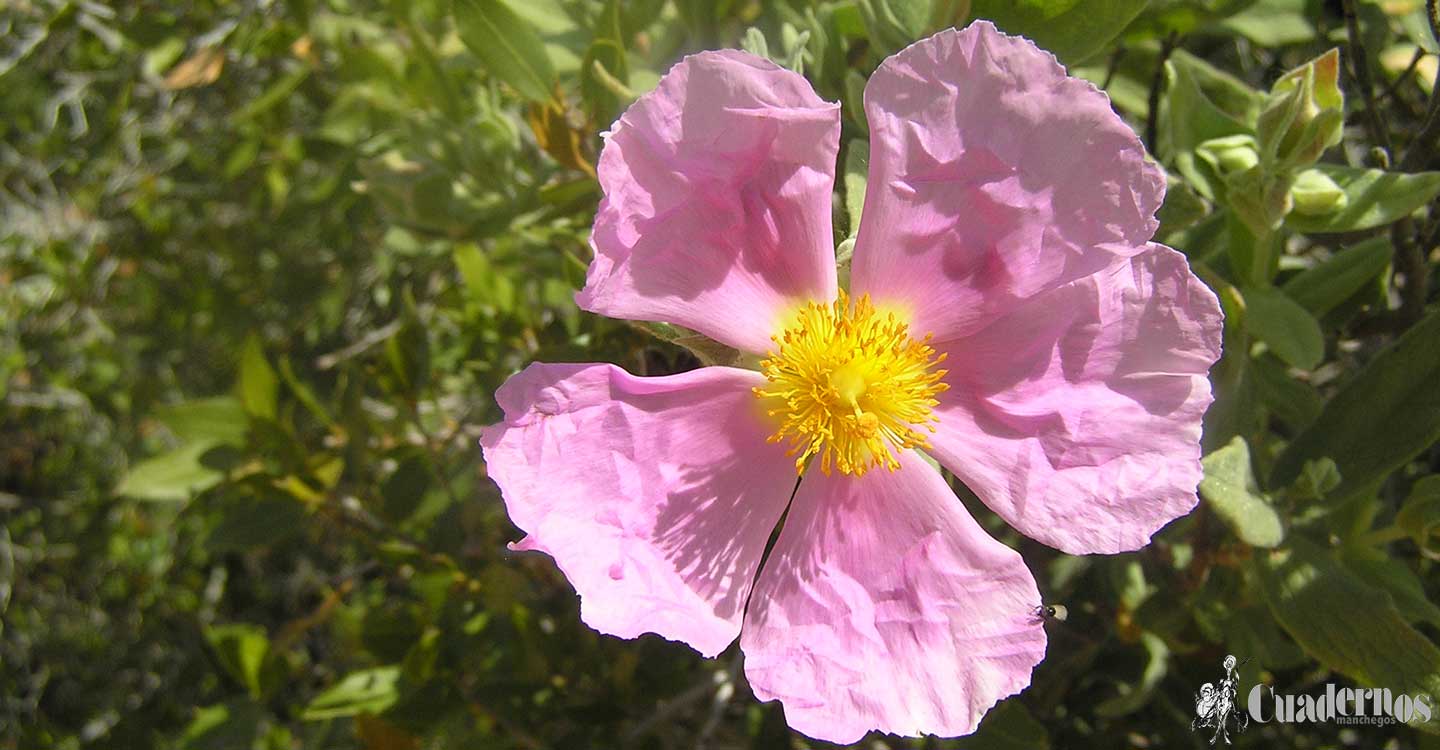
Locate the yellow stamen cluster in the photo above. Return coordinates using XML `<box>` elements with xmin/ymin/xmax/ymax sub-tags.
<box><xmin>754</xmin><ymin>291</ymin><xmax>948</xmax><ymax>476</ymax></box>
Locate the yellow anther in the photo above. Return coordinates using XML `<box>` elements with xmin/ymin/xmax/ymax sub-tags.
<box><xmin>754</xmin><ymin>291</ymin><xmax>948</xmax><ymax>476</ymax></box>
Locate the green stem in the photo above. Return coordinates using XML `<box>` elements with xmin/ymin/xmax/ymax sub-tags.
<box><xmin>1355</xmin><ymin>525</ymin><xmax>1409</xmax><ymax>547</ymax></box>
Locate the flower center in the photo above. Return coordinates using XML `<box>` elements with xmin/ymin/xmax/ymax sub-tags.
<box><xmin>754</xmin><ymin>291</ymin><xmax>948</xmax><ymax>477</ymax></box>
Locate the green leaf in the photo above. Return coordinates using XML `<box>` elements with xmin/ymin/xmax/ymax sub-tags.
<box><xmin>302</xmin><ymin>666</ymin><xmax>401</xmax><ymax>720</ymax></box>
<box><xmin>843</xmin><ymin>69</ymin><xmax>868</xmax><ymax>131</ymax></box>
<box><xmin>453</xmin><ymin>0</ymin><xmax>557</xmax><ymax>103</ymax></box>
<box><xmin>1114</xmin><ymin>558</ymin><xmax>1156</xmax><ymax>610</ymax></box>
<box><xmin>1169</xmin><ymin>50</ymin><xmax>1267</xmax><ymax>124</ymax></box>
<box><xmin>1281</xmin><ymin>236</ymin><xmax>1391</xmax><ymax>316</ymax></box>
<box><xmin>238</xmin><ymin>334</ymin><xmax>278</xmax><ymax>421</ymax></box>
<box><xmin>116</xmin><ymin>441</ymin><xmax>226</xmax><ymax>502</ymax></box>
<box><xmin>1242</xmin><ymin>286</ymin><xmax>1325</xmax><ymax>370</ymax></box>
<box><xmin>1283</xmin><ymin>165</ymin><xmax>1440</xmax><ymax>233</ymax></box>
<box><xmin>1202</xmin><ymin>285</ymin><xmax>1265</xmax><ymax>449</ymax></box>
<box><xmin>1401</xmin><ymin>5</ymin><xmax>1440</xmax><ymax>54</ymax></box>
<box><xmin>1163</xmin><ymin>52</ymin><xmax>1258</xmax><ymax>198</ymax></box>
<box><xmin>1205</xmin><ymin>602</ymin><xmax>1308</xmax><ymax>671</ymax></box>
<box><xmin>1291</xmin><ymin>458</ymin><xmax>1342</xmax><ymax>501</ymax></box>
<box><xmin>580</xmin><ymin>0</ymin><xmax>629</xmax><ymax>122</ymax></box>
<box><xmin>1217</xmin><ymin>0</ymin><xmax>1315</xmax><ymax>46</ymax></box>
<box><xmin>856</xmin><ymin>0</ymin><xmax>929</xmax><ymax>54</ymax></box>
<box><xmin>1251</xmin><ymin>354</ymin><xmax>1321</xmax><ymax>432</ymax></box>
<box><xmin>233</xmin><ymin>67</ymin><xmax>311</xmax><ymax>121</ymax></box>
<box><xmin>1397</xmin><ymin>476</ymin><xmax>1440</xmax><ymax>556</ymax></box>
<box><xmin>142</xmin><ymin>37</ymin><xmax>188</xmax><ymax>79</ymax></box>
<box><xmin>970</xmin><ymin>0</ymin><xmax>1148</xmax><ymax>62</ymax></box>
<box><xmin>454</xmin><ymin>242</ymin><xmax>516</xmax><ymax>313</ymax></box>
<box><xmin>277</xmin><ymin>356</ymin><xmax>334</xmax><ymax>426</ymax></box>
<box><xmin>1156</xmin><ymin>174</ymin><xmax>1211</xmax><ymax>235</ymax></box>
<box><xmin>1128</xmin><ymin>0</ymin><xmax>1261</xmax><ymax>37</ymax></box>
<box><xmin>843</xmin><ymin>139</ymin><xmax>869</xmax><ymax>240</ymax></box>
<box><xmin>180</xmin><ymin>702</ymin><xmax>265</xmax><ymax>750</ymax></box>
<box><xmin>1256</xmin><ymin>537</ymin><xmax>1440</xmax><ymax>726</ymax></box>
<box><xmin>507</xmin><ymin>0</ymin><xmax>585</xmax><ymax>75</ymax></box>
<box><xmin>205</xmin><ymin>624</ymin><xmax>274</xmax><ymax>699</ymax></box>
<box><xmin>222</xmin><ymin>138</ymin><xmax>261</xmax><ymax>180</ymax></box>
<box><xmin>1271</xmin><ymin>310</ymin><xmax>1440</xmax><ymax>502</ymax></box>
<box><xmin>740</xmin><ymin>26</ymin><xmax>770</xmax><ymax>60</ymax></box>
<box><xmin>154</xmin><ymin>396</ymin><xmax>249</xmax><ymax>446</ymax></box>
<box><xmin>1200</xmin><ymin>437</ymin><xmax>1285</xmax><ymax>548</ymax></box>
<box><xmin>1344</xmin><ymin>551</ymin><xmax>1440</xmax><ymax>629</ymax></box>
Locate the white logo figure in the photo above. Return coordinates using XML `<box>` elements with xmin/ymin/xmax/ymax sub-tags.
<box><xmin>1192</xmin><ymin>654</ymin><xmax>1249</xmax><ymax>744</ymax></box>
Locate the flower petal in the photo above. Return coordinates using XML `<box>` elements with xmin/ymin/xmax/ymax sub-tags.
<box><xmin>481</xmin><ymin>363</ymin><xmax>797</xmax><ymax>657</ymax></box>
<box><xmin>927</xmin><ymin>245</ymin><xmax>1223</xmax><ymax>555</ymax></box>
<box><xmin>740</xmin><ymin>450</ymin><xmax>1047</xmax><ymax>743</ymax></box>
<box><xmin>577</xmin><ymin>50</ymin><xmax>841</xmax><ymax>354</ymax></box>
<box><xmin>851</xmin><ymin>21</ymin><xmax>1165</xmax><ymax>342</ymax></box>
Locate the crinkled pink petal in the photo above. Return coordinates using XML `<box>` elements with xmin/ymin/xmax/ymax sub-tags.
<box><xmin>740</xmin><ymin>449</ymin><xmax>1047</xmax><ymax>744</ymax></box>
<box><xmin>927</xmin><ymin>245</ymin><xmax>1223</xmax><ymax>555</ymax></box>
<box><xmin>851</xmin><ymin>21</ymin><xmax>1166</xmax><ymax>343</ymax></box>
<box><xmin>578</xmin><ymin>50</ymin><xmax>841</xmax><ymax>354</ymax></box>
<box><xmin>480</xmin><ymin>363</ymin><xmax>797</xmax><ymax>657</ymax></box>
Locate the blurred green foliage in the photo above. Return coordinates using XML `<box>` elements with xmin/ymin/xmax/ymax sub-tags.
<box><xmin>3</xmin><ymin>0</ymin><xmax>1440</xmax><ymax>747</ymax></box>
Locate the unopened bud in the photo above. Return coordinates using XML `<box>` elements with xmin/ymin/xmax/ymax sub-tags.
<box><xmin>1289</xmin><ymin>168</ymin><xmax>1348</xmax><ymax>216</ymax></box>
<box><xmin>1198</xmin><ymin>135</ymin><xmax>1261</xmax><ymax>175</ymax></box>
<box><xmin>1257</xmin><ymin>49</ymin><xmax>1344</xmax><ymax>171</ymax></box>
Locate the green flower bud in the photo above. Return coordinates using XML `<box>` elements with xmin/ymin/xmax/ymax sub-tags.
<box><xmin>1289</xmin><ymin>168</ymin><xmax>1349</xmax><ymax>216</ymax></box>
<box><xmin>1257</xmin><ymin>49</ymin><xmax>1344</xmax><ymax>171</ymax></box>
<box><xmin>1198</xmin><ymin>135</ymin><xmax>1261</xmax><ymax>175</ymax></box>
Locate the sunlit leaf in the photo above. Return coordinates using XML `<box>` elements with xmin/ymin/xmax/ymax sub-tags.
<box><xmin>238</xmin><ymin>334</ymin><xmax>278</xmax><ymax>421</ymax></box>
<box><xmin>1201</xmin><ymin>437</ymin><xmax>1285</xmax><ymax>548</ymax></box>
<box><xmin>454</xmin><ymin>0</ymin><xmax>557</xmax><ymax>103</ymax></box>
<box><xmin>115</xmin><ymin>441</ymin><xmax>226</xmax><ymax>502</ymax></box>
<box><xmin>1218</xmin><ymin>0</ymin><xmax>1315</xmax><ymax>46</ymax></box>
<box><xmin>205</xmin><ymin>624</ymin><xmax>274</xmax><ymax>699</ymax></box>
<box><xmin>154</xmin><ymin>397</ymin><xmax>249</xmax><ymax>446</ymax></box>
<box><xmin>302</xmin><ymin>667</ymin><xmax>402</xmax><ymax>720</ymax></box>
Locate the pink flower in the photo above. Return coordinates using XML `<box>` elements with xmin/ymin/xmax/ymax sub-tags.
<box><xmin>481</xmin><ymin>21</ymin><xmax>1222</xmax><ymax>744</ymax></box>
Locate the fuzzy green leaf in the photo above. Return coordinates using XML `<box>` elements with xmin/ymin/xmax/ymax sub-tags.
<box><xmin>1200</xmin><ymin>437</ymin><xmax>1285</xmax><ymax>548</ymax></box>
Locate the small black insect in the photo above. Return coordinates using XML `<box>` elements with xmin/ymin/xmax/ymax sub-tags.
<box><xmin>1032</xmin><ymin>603</ymin><xmax>1068</xmax><ymax>622</ymax></box>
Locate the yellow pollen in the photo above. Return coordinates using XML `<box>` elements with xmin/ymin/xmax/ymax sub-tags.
<box><xmin>753</xmin><ymin>291</ymin><xmax>949</xmax><ymax>477</ymax></box>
